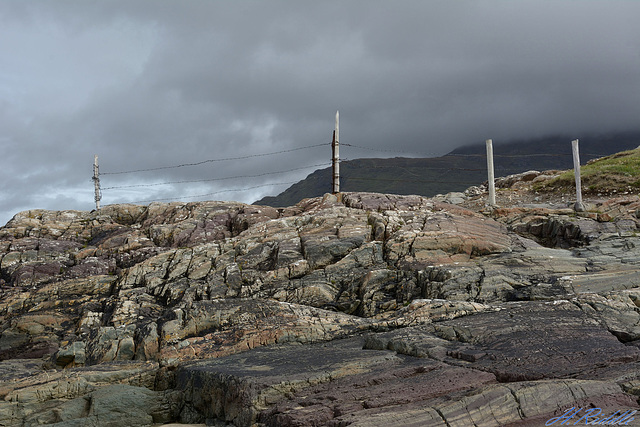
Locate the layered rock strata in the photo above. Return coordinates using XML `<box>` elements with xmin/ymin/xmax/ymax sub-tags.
<box><xmin>1</xmin><ymin>191</ymin><xmax>640</xmax><ymax>426</ymax></box>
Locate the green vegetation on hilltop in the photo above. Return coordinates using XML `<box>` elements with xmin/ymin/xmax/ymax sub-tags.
<box><xmin>537</xmin><ymin>147</ymin><xmax>640</xmax><ymax>194</ymax></box>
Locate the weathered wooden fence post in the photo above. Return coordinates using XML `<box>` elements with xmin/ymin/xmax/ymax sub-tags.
<box><xmin>332</xmin><ymin>110</ymin><xmax>340</xmax><ymax>194</ymax></box>
<box><xmin>572</xmin><ymin>139</ymin><xmax>585</xmax><ymax>212</ymax></box>
<box><xmin>486</xmin><ymin>139</ymin><xmax>496</xmax><ymax>206</ymax></box>
<box><xmin>93</xmin><ymin>155</ymin><xmax>101</xmax><ymax>210</ymax></box>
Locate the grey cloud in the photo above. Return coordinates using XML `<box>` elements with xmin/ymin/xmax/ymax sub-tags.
<box><xmin>2</xmin><ymin>0</ymin><xmax>640</xmax><ymax>225</ymax></box>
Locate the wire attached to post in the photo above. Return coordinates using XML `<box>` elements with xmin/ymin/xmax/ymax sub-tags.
<box><xmin>93</xmin><ymin>155</ymin><xmax>102</xmax><ymax>210</ymax></box>
<box><xmin>332</xmin><ymin>110</ymin><xmax>340</xmax><ymax>194</ymax></box>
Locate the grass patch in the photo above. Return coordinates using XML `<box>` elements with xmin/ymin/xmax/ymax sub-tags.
<box><xmin>534</xmin><ymin>147</ymin><xmax>640</xmax><ymax>194</ymax></box>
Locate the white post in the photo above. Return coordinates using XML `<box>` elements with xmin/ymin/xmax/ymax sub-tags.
<box><xmin>572</xmin><ymin>139</ymin><xmax>585</xmax><ymax>211</ymax></box>
<box><xmin>486</xmin><ymin>139</ymin><xmax>496</xmax><ymax>206</ymax></box>
<box><xmin>332</xmin><ymin>110</ymin><xmax>340</xmax><ymax>194</ymax></box>
<box><xmin>93</xmin><ymin>155</ymin><xmax>101</xmax><ymax>210</ymax></box>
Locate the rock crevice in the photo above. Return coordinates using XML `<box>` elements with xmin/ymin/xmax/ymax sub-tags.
<box><xmin>2</xmin><ymin>192</ymin><xmax>640</xmax><ymax>425</ymax></box>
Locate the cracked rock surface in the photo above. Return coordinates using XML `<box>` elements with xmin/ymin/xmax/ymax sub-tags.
<box><xmin>1</xmin><ymin>190</ymin><xmax>640</xmax><ymax>426</ymax></box>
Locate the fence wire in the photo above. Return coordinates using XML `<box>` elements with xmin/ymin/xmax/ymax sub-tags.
<box><xmin>102</xmin><ymin>163</ymin><xmax>330</xmax><ymax>190</ymax></box>
<box><xmin>342</xmin><ymin>142</ymin><xmax>610</xmax><ymax>159</ymax></box>
<box><xmin>96</xmin><ymin>139</ymin><xmax>610</xmax><ymax>206</ymax></box>
<box><xmin>100</xmin><ymin>143</ymin><xmax>327</xmax><ymax>175</ymax></box>
<box><xmin>127</xmin><ymin>181</ymin><xmax>301</xmax><ymax>204</ymax></box>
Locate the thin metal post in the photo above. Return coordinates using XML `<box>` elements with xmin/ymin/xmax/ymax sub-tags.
<box><xmin>332</xmin><ymin>110</ymin><xmax>340</xmax><ymax>194</ymax></box>
<box><xmin>572</xmin><ymin>139</ymin><xmax>585</xmax><ymax>211</ymax></box>
<box><xmin>93</xmin><ymin>155</ymin><xmax>101</xmax><ymax>210</ymax></box>
<box><xmin>486</xmin><ymin>139</ymin><xmax>496</xmax><ymax>206</ymax></box>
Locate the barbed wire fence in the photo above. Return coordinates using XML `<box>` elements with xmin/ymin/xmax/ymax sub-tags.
<box><xmin>91</xmin><ymin>125</ymin><xmax>609</xmax><ymax>210</ymax></box>
<box><xmin>341</xmin><ymin>138</ymin><xmax>604</xmax><ymax>209</ymax></box>
<box><xmin>92</xmin><ymin>143</ymin><xmax>331</xmax><ymax>208</ymax></box>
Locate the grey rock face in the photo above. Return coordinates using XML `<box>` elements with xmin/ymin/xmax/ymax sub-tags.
<box><xmin>0</xmin><ymin>360</ymin><xmax>171</xmax><ymax>426</ymax></box>
<box><xmin>2</xmin><ymin>193</ymin><xmax>640</xmax><ymax>426</ymax></box>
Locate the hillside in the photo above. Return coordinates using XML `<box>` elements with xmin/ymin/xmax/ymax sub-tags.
<box><xmin>256</xmin><ymin>131</ymin><xmax>640</xmax><ymax>207</ymax></box>
<box><xmin>537</xmin><ymin>146</ymin><xmax>640</xmax><ymax>195</ymax></box>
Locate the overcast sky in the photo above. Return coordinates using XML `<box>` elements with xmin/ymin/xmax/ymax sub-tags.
<box><xmin>2</xmin><ymin>1</ymin><xmax>640</xmax><ymax>226</ymax></box>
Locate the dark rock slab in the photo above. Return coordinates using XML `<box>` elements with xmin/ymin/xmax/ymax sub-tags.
<box><xmin>372</xmin><ymin>300</ymin><xmax>640</xmax><ymax>382</ymax></box>
<box><xmin>174</xmin><ymin>337</ymin><xmax>496</xmax><ymax>426</ymax></box>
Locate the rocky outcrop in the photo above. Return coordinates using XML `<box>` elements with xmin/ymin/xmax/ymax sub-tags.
<box><xmin>2</xmin><ymin>191</ymin><xmax>640</xmax><ymax>426</ymax></box>
<box><xmin>0</xmin><ymin>360</ymin><xmax>179</xmax><ymax>426</ymax></box>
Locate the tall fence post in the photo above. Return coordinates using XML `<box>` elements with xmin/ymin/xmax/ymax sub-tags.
<box><xmin>93</xmin><ymin>155</ymin><xmax>101</xmax><ymax>210</ymax></box>
<box><xmin>572</xmin><ymin>139</ymin><xmax>585</xmax><ymax>212</ymax></box>
<box><xmin>332</xmin><ymin>110</ymin><xmax>340</xmax><ymax>194</ymax></box>
<box><xmin>486</xmin><ymin>139</ymin><xmax>496</xmax><ymax>206</ymax></box>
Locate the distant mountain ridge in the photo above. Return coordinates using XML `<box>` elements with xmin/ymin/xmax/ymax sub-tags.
<box><xmin>255</xmin><ymin>131</ymin><xmax>640</xmax><ymax>207</ymax></box>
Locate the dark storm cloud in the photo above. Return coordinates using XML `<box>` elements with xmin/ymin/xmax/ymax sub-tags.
<box><xmin>2</xmin><ymin>0</ymin><xmax>640</xmax><ymax>225</ymax></box>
